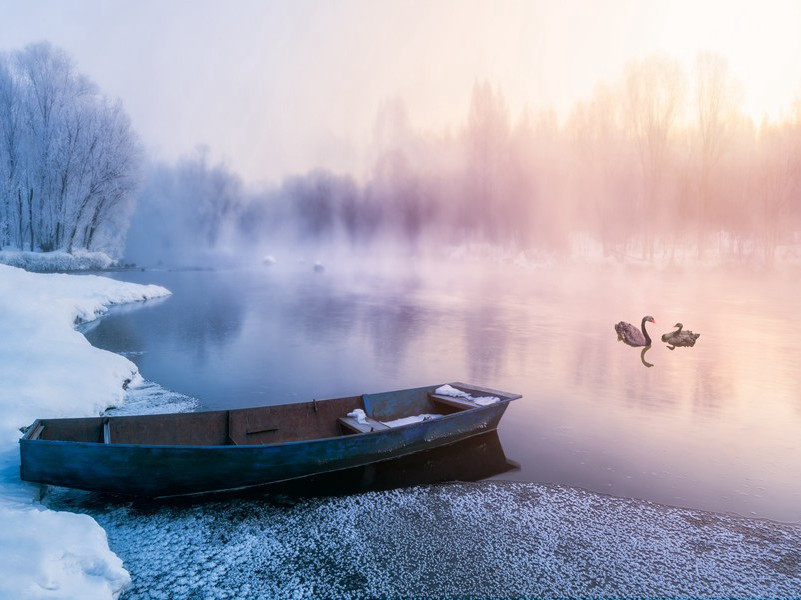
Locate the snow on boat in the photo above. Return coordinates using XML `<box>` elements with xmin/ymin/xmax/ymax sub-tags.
<box><xmin>19</xmin><ymin>382</ymin><xmax>521</xmax><ymax>497</ymax></box>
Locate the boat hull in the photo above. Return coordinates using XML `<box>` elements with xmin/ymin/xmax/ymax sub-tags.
<box><xmin>20</xmin><ymin>399</ymin><xmax>511</xmax><ymax>497</ymax></box>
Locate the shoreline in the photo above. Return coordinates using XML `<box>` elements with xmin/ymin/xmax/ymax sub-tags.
<box><xmin>45</xmin><ymin>479</ymin><xmax>801</xmax><ymax>599</ymax></box>
<box><xmin>0</xmin><ymin>264</ymin><xmax>171</xmax><ymax>599</ymax></box>
<box><xmin>4</xmin><ymin>262</ymin><xmax>800</xmax><ymax>598</ymax></box>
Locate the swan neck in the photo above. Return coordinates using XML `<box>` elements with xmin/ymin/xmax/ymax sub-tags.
<box><xmin>640</xmin><ymin>317</ymin><xmax>652</xmax><ymax>345</ymax></box>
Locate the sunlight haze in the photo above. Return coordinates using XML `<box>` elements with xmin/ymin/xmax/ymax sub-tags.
<box><xmin>1</xmin><ymin>0</ymin><xmax>799</xmax><ymax>183</ymax></box>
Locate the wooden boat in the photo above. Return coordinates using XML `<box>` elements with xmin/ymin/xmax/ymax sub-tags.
<box><xmin>20</xmin><ymin>382</ymin><xmax>521</xmax><ymax>497</ymax></box>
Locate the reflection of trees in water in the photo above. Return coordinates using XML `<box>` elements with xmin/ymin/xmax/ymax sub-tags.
<box><xmin>83</xmin><ymin>307</ymin><xmax>148</xmax><ymax>359</ymax></box>
<box><xmin>282</xmin><ymin>278</ymin><xmax>362</xmax><ymax>342</ymax></box>
<box><xmin>362</xmin><ymin>302</ymin><xmax>426</xmax><ymax>372</ymax></box>
<box><xmin>464</xmin><ymin>303</ymin><xmax>512</xmax><ymax>383</ymax></box>
<box><xmin>279</xmin><ymin>274</ymin><xmax>526</xmax><ymax>383</ymax></box>
<box><xmin>89</xmin><ymin>272</ymin><xmax>248</xmax><ymax>366</ymax></box>
<box><xmin>160</xmin><ymin>275</ymin><xmax>246</xmax><ymax>364</ymax></box>
<box><xmin>691</xmin><ymin>362</ymin><xmax>726</xmax><ymax>415</ymax></box>
<box><xmin>282</xmin><ymin>276</ymin><xmax>429</xmax><ymax>370</ymax></box>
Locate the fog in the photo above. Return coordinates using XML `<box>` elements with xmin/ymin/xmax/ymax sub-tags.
<box><xmin>125</xmin><ymin>54</ymin><xmax>801</xmax><ymax>268</ymax></box>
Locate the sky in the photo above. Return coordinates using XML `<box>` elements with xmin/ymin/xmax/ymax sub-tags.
<box><xmin>1</xmin><ymin>0</ymin><xmax>800</xmax><ymax>184</ymax></box>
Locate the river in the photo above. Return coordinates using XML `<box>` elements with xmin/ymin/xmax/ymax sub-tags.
<box><xmin>82</xmin><ymin>257</ymin><xmax>801</xmax><ymax>523</ymax></box>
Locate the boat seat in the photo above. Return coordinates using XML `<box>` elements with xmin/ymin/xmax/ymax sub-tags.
<box><xmin>338</xmin><ymin>415</ymin><xmax>390</xmax><ymax>434</ymax></box>
<box><xmin>429</xmin><ymin>393</ymin><xmax>478</xmax><ymax>411</ymax></box>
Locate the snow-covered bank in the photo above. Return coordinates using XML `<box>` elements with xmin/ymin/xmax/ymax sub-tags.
<box><xmin>0</xmin><ymin>264</ymin><xmax>170</xmax><ymax>599</ymax></box>
<box><xmin>46</xmin><ymin>481</ymin><xmax>801</xmax><ymax>599</ymax></box>
<box><xmin>0</xmin><ymin>249</ymin><xmax>120</xmax><ymax>272</ymax></box>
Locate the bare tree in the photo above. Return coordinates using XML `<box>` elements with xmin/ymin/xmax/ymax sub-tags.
<box><xmin>464</xmin><ymin>81</ymin><xmax>512</xmax><ymax>241</ymax></box>
<box><xmin>624</xmin><ymin>55</ymin><xmax>686</xmax><ymax>258</ymax></box>
<box><xmin>693</xmin><ymin>53</ymin><xmax>743</xmax><ymax>255</ymax></box>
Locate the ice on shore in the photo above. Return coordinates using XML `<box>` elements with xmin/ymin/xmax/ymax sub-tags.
<box><xmin>44</xmin><ymin>480</ymin><xmax>801</xmax><ymax>599</ymax></box>
<box><xmin>0</xmin><ymin>264</ymin><xmax>171</xmax><ymax>598</ymax></box>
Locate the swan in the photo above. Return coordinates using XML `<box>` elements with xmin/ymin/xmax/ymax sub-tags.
<box><xmin>661</xmin><ymin>323</ymin><xmax>700</xmax><ymax>348</ymax></box>
<box><xmin>614</xmin><ymin>315</ymin><xmax>655</xmax><ymax>347</ymax></box>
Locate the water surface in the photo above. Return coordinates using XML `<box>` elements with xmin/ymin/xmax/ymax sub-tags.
<box><xmin>86</xmin><ymin>259</ymin><xmax>801</xmax><ymax>522</ymax></box>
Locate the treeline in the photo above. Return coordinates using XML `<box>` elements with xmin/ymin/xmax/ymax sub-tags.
<box><xmin>128</xmin><ymin>52</ymin><xmax>801</xmax><ymax>265</ymax></box>
<box><xmin>231</xmin><ymin>54</ymin><xmax>801</xmax><ymax>262</ymax></box>
<box><xmin>3</xmin><ymin>43</ymin><xmax>798</xmax><ymax>264</ymax></box>
<box><xmin>0</xmin><ymin>43</ymin><xmax>139</xmax><ymax>256</ymax></box>
<box><xmin>125</xmin><ymin>147</ymin><xmax>242</xmax><ymax>266</ymax></box>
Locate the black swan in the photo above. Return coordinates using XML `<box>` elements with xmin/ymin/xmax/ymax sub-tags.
<box><xmin>614</xmin><ymin>315</ymin><xmax>655</xmax><ymax>347</ymax></box>
<box><xmin>661</xmin><ymin>323</ymin><xmax>700</xmax><ymax>349</ymax></box>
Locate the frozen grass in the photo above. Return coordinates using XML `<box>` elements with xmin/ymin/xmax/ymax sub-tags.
<box><xmin>0</xmin><ymin>249</ymin><xmax>119</xmax><ymax>272</ymax></box>
<box><xmin>45</xmin><ymin>481</ymin><xmax>801</xmax><ymax>599</ymax></box>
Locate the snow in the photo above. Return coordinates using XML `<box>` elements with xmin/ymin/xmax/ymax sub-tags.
<box><xmin>0</xmin><ymin>249</ymin><xmax>119</xmax><ymax>272</ymax></box>
<box><xmin>381</xmin><ymin>414</ymin><xmax>442</xmax><ymax>428</ymax></box>
<box><xmin>0</xmin><ymin>263</ymin><xmax>171</xmax><ymax>599</ymax></box>
<box><xmin>43</xmin><ymin>481</ymin><xmax>801</xmax><ymax>599</ymax></box>
<box><xmin>347</xmin><ymin>408</ymin><xmax>368</xmax><ymax>424</ymax></box>
<box><xmin>435</xmin><ymin>384</ymin><xmax>500</xmax><ymax>405</ymax></box>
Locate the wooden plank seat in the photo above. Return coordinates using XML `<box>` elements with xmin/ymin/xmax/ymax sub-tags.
<box><xmin>429</xmin><ymin>393</ymin><xmax>479</xmax><ymax>411</ymax></box>
<box><xmin>338</xmin><ymin>415</ymin><xmax>390</xmax><ymax>434</ymax></box>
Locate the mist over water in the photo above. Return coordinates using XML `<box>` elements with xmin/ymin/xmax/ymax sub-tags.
<box><xmin>112</xmin><ymin>49</ymin><xmax>801</xmax><ymax>524</ymax></box>
<box><xmin>89</xmin><ymin>259</ymin><xmax>801</xmax><ymax>522</ymax></box>
<box><xmin>124</xmin><ymin>55</ymin><xmax>801</xmax><ymax>271</ymax></box>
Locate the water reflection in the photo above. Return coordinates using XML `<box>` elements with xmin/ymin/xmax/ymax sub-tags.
<box><xmin>90</xmin><ymin>264</ymin><xmax>801</xmax><ymax>522</ymax></box>
<box><xmin>88</xmin><ymin>270</ymin><xmax>246</xmax><ymax>368</ymax></box>
<box><xmin>640</xmin><ymin>346</ymin><xmax>654</xmax><ymax>368</ymax></box>
<box><xmin>202</xmin><ymin>430</ymin><xmax>516</xmax><ymax>503</ymax></box>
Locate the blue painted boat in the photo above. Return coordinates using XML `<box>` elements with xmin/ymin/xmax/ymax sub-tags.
<box><xmin>20</xmin><ymin>382</ymin><xmax>521</xmax><ymax>497</ymax></box>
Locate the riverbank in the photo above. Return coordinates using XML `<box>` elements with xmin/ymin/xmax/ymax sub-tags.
<box><xmin>0</xmin><ymin>249</ymin><xmax>131</xmax><ymax>272</ymax></box>
<box><xmin>46</xmin><ymin>480</ymin><xmax>801</xmax><ymax>599</ymax></box>
<box><xmin>3</xmin><ymin>262</ymin><xmax>801</xmax><ymax>599</ymax></box>
<box><xmin>0</xmin><ymin>264</ymin><xmax>170</xmax><ymax>599</ymax></box>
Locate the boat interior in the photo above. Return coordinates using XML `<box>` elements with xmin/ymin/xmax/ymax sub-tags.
<box><xmin>24</xmin><ymin>383</ymin><xmax>514</xmax><ymax>447</ymax></box>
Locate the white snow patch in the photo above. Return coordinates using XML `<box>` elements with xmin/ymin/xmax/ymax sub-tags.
<box><xmin>435</xmin><ymin>384</ymin><xmax>500</xmax><ymax>405</ymax></box>
<box><xmin>0</xmin><ymin>263</ymin><xmax>171</xmax><ymax>598</ymax></box>
<box><xmin>381</xmin><ymin>414</ymin><xmax>443</xmax><ymax>428</ymax></box>
<box><xmin>347</xmin><ymin>409</ymin><xmax>367</xmax><ymax>424</ymax></box>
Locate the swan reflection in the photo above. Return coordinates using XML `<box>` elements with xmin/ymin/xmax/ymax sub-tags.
<box><xmin>640</xmin><ymin>345</ymin><xmax>654</xmax><ymax>368</ymax></box>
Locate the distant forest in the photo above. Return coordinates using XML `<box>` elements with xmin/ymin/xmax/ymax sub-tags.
<box><xmin>130</xmin><ymin>53</ymin><xmax>801</xmax><ymax>265</ymax></box>
<box><xmin>1</xmin><ymin>43</ymin><xmax>799</xmax><ymax>264</ymax></box>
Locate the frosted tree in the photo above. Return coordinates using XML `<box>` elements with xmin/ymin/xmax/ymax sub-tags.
<box><xmin>125</xmin><ymin>148</ymin><xmax>243</xmax><ymax>266</ymax></box>
<box><xmin>0</xmin><ymin>42</ymin><xmax>140</xmax><ymax>256</ymax></box>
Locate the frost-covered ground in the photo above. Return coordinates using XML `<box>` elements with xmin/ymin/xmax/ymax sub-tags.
<box><xmin>0</xmin><ymin>263</ymin><xmax>170</xmax><ymax>599</ymax></box>
<box><xmin>0</xmin><ymin>249</ymin><xmax>121</xmax><ymax>271</ymax></box>
<box><xmin>45</xmin><ymin>481</ymin><xmax>801</xmax><ymax>599</ymax></box>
